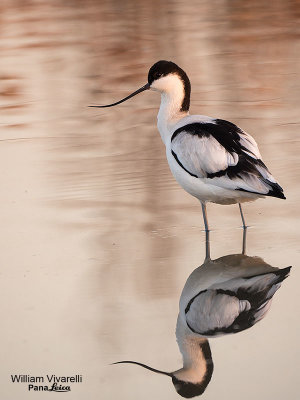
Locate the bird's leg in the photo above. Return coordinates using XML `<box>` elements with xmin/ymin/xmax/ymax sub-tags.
<box><xmin>238</xmin><ymin>203</ymin><xmax>247</xmax><ymax>229</ymax></box>
<box><xmin>201</xmin><ymin>202</ymin><xmax>210</xmax><ymax>261</ymax></box>
<box><xmin>205</xmin><ymin>229</ymin><xmax>211</xmax><ymax>261</ymax></box>
<box><xmin>201</xmin><ymin>202</ymin><xmax>210</xmax><ymax>232</ymax></box>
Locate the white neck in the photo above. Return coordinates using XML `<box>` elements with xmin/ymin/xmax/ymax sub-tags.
<box><xmin>152</xmin><ymin>75</ymin><xmax>189</xmax><ymax>144</ymax></box>
<box><xmin>174</xmin><ymin>317</ymin><xmax>213</xmax><ymax>384</ymax></box>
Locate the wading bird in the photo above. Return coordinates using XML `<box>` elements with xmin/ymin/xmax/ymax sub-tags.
<box><xmin>112</xmin><ymin>249</ymin><xmax>291</xmax><ymax>398</ymax></box>
<box><xmin>91</xmin><ymin>60</ymin><xmax>285</xmax><ymax>231</ymax></box>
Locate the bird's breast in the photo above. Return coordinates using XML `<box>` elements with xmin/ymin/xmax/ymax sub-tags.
<box><xmin>165</xmin><ymin>145</ymin><xmax>228</xmax><ymax>203</ymax></box>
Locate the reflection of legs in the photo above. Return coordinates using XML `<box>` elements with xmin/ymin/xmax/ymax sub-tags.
<box><xmin>239</xmin><ymin>203</ymin><xmax>247</xmax><ymax>254</ymax></box>
<box><xmin>205</xmin><ymin>229</ymin><xmax>211</xmax><ymax>261</ymax></box>
<box><xmin>201</xmin><ymin>202</ymin><xmax>209</xmax><ymax>232</ymax></box>
<box><xmin>238</xmin><ymin>203</ymin><xmax>247</xmax><ymax>229</ymax></box>
<box><xmin>242</xmin><ymin>226</ymin><xmax>247</xmax><ymax>255</ymax></box>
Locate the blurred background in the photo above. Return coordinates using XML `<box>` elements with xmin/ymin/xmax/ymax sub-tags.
<box><xmin>0</xmin><ymin>0</ymin><xmax>299</xmax><ymax>399</ymax></box>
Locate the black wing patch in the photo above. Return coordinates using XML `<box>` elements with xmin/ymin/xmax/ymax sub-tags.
<box><xmin>171</xmin><ymin>119</ymin><xmax>254</xmax><ymax>156</ymax></box>
<box><xmin>171</xmin><ymin>150</ymin><xmax>198</xmax><ymax>178</ymax></box>
<box><xmin>171</xmin><ymin>120</ymin><xmax>286</xmax><ymax>199</ymax></box>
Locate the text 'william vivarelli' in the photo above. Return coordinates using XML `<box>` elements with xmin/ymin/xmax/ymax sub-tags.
<box><xmin>11</xmin><ymin>374</ymin><xmax>83</xmax><ymax>392</ymax></box>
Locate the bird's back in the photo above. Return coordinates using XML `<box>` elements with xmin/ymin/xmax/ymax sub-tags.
<box><xmin>166</xmin><ymin>116</ymin><xmax>285</xmax><ymax>204</ymax></box>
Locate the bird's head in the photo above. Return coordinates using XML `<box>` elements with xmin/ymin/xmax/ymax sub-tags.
<box><xmin>147</xmin><ymin>61</ymin><xmax>190</xmax><ymax>109</ymax></box>
<box><xmin>89</xmin><ymin>60</ymin><xmax>190</xmax><ymax>112</ymax></box>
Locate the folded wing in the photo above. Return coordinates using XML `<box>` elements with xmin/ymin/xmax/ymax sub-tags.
<box><xmin>171</xmin><ymin>119</ymin><xmax>285</xmax><ymax>198</ymax></box>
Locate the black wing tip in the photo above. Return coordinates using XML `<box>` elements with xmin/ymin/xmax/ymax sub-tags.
<box><xmin>268</xmin><ymin>188</ymin><xmax>286</xmax><ymax>199</ymax></box>
<box><xmin>274</xmin><ymin>266</ymin><xmax>292</xmax><ymax>282</ymax></box>
<box><xmin>236</xmin><ymin>183</ymin><xmax>286</xmax><ymax>199</ymax></box>
<box><xmin>264</xmin><ymin>180</ymin><xmax>286</xmax><ymax>199</ymax></box>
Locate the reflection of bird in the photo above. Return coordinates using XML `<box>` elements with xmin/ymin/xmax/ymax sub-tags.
<box><xmin>180</xmin><ymin>254</ymin><xmax>291</xmax><ymax>337</ymax></box>
<box><xmin>91</xmin><ymin>60</ymin><xmax>285</xmax><ymax>230</ymax></box>
<box><xmin>112</xmin><ymin>254</ymin><xmax>291</xmax><ymax>398</ymax></box>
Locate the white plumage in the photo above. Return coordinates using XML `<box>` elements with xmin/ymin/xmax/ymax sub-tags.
<box><xmin>168</xmin><ymin>118</ymin><xmax>277</xmax><ymax>204</ymax></box>
<box><xmin>91</xmin><ymin>60</ymin><xmax>285</xmax><ymax>230</ymax></box>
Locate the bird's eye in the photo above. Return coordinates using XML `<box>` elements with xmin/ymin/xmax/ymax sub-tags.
<box><xmin>154</xmin><ymin>72</ymin><xmax>162</xmax><ymax>79</ymax></box>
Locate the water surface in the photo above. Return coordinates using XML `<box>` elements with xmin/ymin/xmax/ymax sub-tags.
<box><xmin>0</xmin><ymin>1</ymin><xmax>299</xmax><ymax>399</ymax></box>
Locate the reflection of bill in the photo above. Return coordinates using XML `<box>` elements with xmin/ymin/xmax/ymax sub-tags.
<box><xmin>113</xmin><ymin>247</ymin><xmax>291</xmax><ymax>398</ymax></box>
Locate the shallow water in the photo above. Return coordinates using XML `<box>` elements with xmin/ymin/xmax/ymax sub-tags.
<box><xmin>0</xmin><ymin>0</ymin><xmax>299</xmax><ymax>399</ymax></box>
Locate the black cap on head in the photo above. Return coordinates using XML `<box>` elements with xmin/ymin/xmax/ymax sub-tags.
<box><xmin>172</xmin><ymin>377</ymin><xmax>209</xmax><ymax>398</ymax></box>
<box><xmin>148</xmin><ymin>60</ymin><xmax>191</xmax><ymax>112</ymax></box>
<box><xmin>148</xmin><ymin>60</ymin><xmax>183</xmax><ymax>84</ymax></box>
